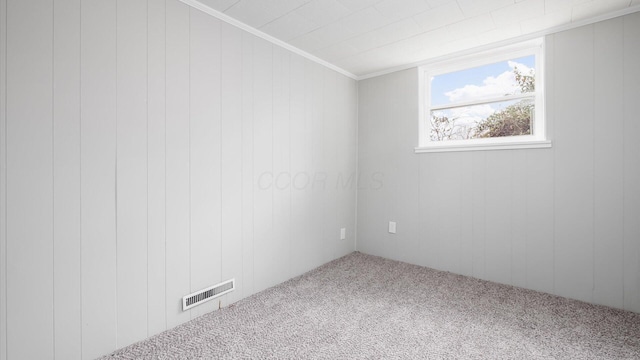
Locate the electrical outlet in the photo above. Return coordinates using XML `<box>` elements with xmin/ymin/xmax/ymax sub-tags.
<box><xmin>340</xmin><ymin>228</ymin><xmax>346</xmax><ymax>240</ymax></box>
<box><xmin>388</xmin><ymin>221</ymin><xmax>396</xmax><ymax>234</ymax></box>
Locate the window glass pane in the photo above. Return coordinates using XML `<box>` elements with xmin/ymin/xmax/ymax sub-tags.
<box><xmin>430</xmin><ymin>98</ymin><xmax>534</xmax><ymax>141</ymax></box>
<box><xmin>430</xmin><ymin>55</ymin><xmax>535</xmax><ymax>107</ymax></box>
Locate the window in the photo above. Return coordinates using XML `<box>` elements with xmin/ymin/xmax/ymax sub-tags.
<box><xmin>416</xmin><ymin>38</ymin><xmax>550</xmax><ymax>153</ymax></box>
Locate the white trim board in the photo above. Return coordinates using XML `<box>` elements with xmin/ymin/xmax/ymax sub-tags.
<box><xmin>178</xmin><ymin>0</ymin><xmax>358</xmax><ymax>80</ymax></box>
<box><xmin>181</xmin><ymin>1</ymin><xmax>640</xmax><ymax>81</ymax></box>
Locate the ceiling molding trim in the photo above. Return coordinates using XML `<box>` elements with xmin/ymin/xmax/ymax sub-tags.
<box><xmin>179</xmin><ymin>0</ymin><xmax>358</xmax><ymax>80</ymax></box>
<box><xmin>357</xmin><ymin>5</ymin><xmax>640</xmax><ymax>81</ymax></box>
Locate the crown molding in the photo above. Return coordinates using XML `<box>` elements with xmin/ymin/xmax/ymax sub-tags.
<box><xmin>179</xmin><ymin>0</ymin><xmax>358</xmax><ymax>80</ymax></box>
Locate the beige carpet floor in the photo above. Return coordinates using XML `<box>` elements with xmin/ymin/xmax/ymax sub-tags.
<box><xmin>102</xmin><ymin>252</ymin><xmax>640</xmax><ymax>359</ymax></box>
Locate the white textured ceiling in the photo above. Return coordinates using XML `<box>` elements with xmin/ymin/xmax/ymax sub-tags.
<box><xmin>196</xmin><ymin>0</ymin><xmax>640</xmax><ymax>77</ymax></box>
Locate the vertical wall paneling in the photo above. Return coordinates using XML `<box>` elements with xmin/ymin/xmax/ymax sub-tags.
<box><xmin>165</xmin><ymin>0</ymin><xmax>191</xmax><ymax>328</ymax></box>
<box><xmin>53</xmin><ymin>0</ymin><xmax>81</xmax><ymax>358</ymax></box>
<box><xmin>357</xmin><ymin>76</ymin><xmax>390</xmax><ymax>255</ymax></box>
<box><xmin>81</xmin><ymin>0</ymin><xmax>118</xmax><ymax>357</ymax></box>
<box><xmin>511</xmin><ymin>151</ymin><xmax>528</xmax><ymax>288</ymax></box>
<box><xmin>350</xmin><ymin>78</ymin><xmax>358</xmax><ymax>250</ymax></box>
<box><xmin>344</xmin><ymin>74</ymin><xmax>357</xmax><ymax>259</ymax></box>
<box><xmin>322</xmin><ymin>68</ymin><xmax>338</xmax><ymax>262</ymax></box>
<box><xmin>309</xmin><ymin>62</ymin><xmax>325</xmax><ymax>270</ymax></box>
<box><xmin>241</xmin><ymin>32</ymin><xmax>255</xmax><ymax>298</ymax></box>
<box><xmin>483</xmin><ymin>151</ymin><xmax>513</xmax><ymax>285</ymax></box>
<box><xmin>343</xmin><ymin>76</ymin><xmax>358</xmax><ymax>258</ymax></box>
<box><xmin>458</xmin><ymin>152</ymin><xmax>474</xmax><ymax>277</ymax></box>
<box><xmin>220</xmin><ymin>22</ymin><xmax>243</xmax><ymax>306</ymax></box>
<box><xmin>553</xmin><ymin>25</ymin><xmax>595</xmax><ymax>303</ymax></box>
<box><xmin>189</xmin><ymin>8</ymin><xmax>221</xmax><ymax>317</ymax></box>
<box><xmin>378</xmin><ymin>76</ymin><xmax>398</xmax><ymax>261</ymax></box>
<box><xmin>0</xmin><ymin>0</ymin><xmax>7</xmax><ymax>357</ymax></box>
<box><xmin>420</xmin><ymin>153</ymin><xmax>442</xmax><ymax>269</ymax></box>
<box><xmin>304</xmin><ymin>60</ymin><xmax>321</xmax><ymax>269</ymax></box>
<box><xmin>335</xmin><ymin>72</ymin><xmax>348</xmax><ymax>258</ymax></box>
<box><xmin>6</xmin><ymin>1</ymin><xmax>54</xmax><ymax>358</ymax></box>
<box><xmin>429</xmin><ymin>154</ymin><xmax>448</xmax><ymax>270</ymax></box>
<box><xmin>354</xmin><ymin>78</ymin><xmax>373</xmax><ymax>256</ymax></box>
<box><xmin>623</xmin><ymin>12</ymin><xmax>640</xmax><ymax>313</ymax></box>
<box><xmin>389</xmin><ymin>71</ymin><xmax>417</xmax><ymax>265</ymax></box>
<box><xmin>593</xmin><ymin>17</ymin><xmax>624</xmax><ymax>309</ymax></box>
<box><xmin>348</xmin><ymin>79</ymin><xmax>358</xmax><ymax>255</ymax></box>
<box><xmin>470</xmin><ymin>152</ymin><xmax>486</xmax><ymax>280</ymax></box>
<box><xmin>272</xmin><ymin>46</ymin><xmax>291</xmax><ymax>284</ymax></box>
<box><xmin>116</xmin><ymin>0</ymin><xmax>149</xmax><ymax>346</ymax></box>
<box><xmin>436</xmin><ymin>153</ymin><xmax>463</xmax><ymax>274</ymax></box>
<box><xmin>252</xmin><ymin>38</ymin><xmax>274</xmax><ymax>293</ymax></box>
<box><xmin>354</xmin><ymin>79</ymin><xmax>369</xmax><ymax>254</ymax></box>
<box><xmin>337</xmin><ymin>71</ymin><xmax>354</xmax><ymax>260</ymax></box>
<box><xmin>289</xmin><ymin>54</ymin><xmax>307</xmax><ymax>276</ymax></box>
<box><xmin>147</xmin><ymin>0</ymin><xmax>167</xmax><ymax>336</ymax></box>
<box><xmin>525</xmin><ymin>147</ymin><xmax>555</xmax><ymax>294</ymax></box>
<box><xmin>375</xmin><ymin>72</ymin><xmax>438</xmax><ymax>268</ymax></box>
<box><xmin>418</xmin><ymin>154</ymin><xmax>439</xmax><ymax>268</ymax></box>
<box><xmin>386</xmin><ymin>76</ymin><xmax>399</xmax><ymax>261</ymax></box>
<box><xmin>1</xmin><ymin>0</ymin><xmax>359</xmax><ymax>356</ymax></box>
<box><xmin>296</xmin><ymin>58</ymin><xmax>315</xmax><ymax>271</ymax></box>
<box><xmin>383</xmin><ymin>75</ymin><xmax>401</xmax><ymax>262</ymax></box>
<box><xmin>336</xmin><ymin>74</ymin><xmax>355</xmax><ymax>259</ymax></box>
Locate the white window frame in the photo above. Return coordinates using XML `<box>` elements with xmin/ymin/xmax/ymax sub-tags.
<box><xmin>416</xmin><ymin>38</ymin><xmax>551</xmax><ymax>153</ymax></box>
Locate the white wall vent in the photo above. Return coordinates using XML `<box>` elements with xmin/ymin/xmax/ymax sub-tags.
<box><xmin>182</xmin><ymin>279</ymin><xmax>235</xmax><ymax>311</ymax></box>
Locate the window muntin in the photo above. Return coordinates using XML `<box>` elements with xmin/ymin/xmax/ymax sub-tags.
<box><xmin>418</xmin><ymin>39</ymin><xmax>546</xmax><ymax>151</ymax></box>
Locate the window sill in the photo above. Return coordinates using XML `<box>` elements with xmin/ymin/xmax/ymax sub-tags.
<box><xmin>414</xmin><ymin>140</ymin><xmax>552</xmax><ymax>153</ymax></box>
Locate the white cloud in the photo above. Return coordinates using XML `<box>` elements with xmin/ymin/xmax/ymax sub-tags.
<box><xmin>444</xmin><ymin>61</ymin><xmax>533</xmax><ymax>103</ymax></box>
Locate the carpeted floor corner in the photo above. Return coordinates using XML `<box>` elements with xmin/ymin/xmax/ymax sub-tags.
<box><xmin>101</xmin><ymin>252</ymin><xmax>640</xmax><ymax>359</ymax></box>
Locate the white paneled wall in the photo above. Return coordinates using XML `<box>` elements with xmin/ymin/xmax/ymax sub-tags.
<box><xmin>0</xmin><ymin>0</ymin><xmax>357</xmax><ymax>358</ymax></box>
<box><xmin>81</xmin><ymin>0</ymin><xmax>118</xmax><ymax>357</ymax></box>
<box><xmin>53</xmin><ymin>0</ymin><xmax>82</xmax><ymax>358</ymax></box>
<box><xmin>7</xmin><ymin>2</ymin><xmax>55</xmax><ymax>360</ymax></box>
<box><xmin>0</xmin><ymin>0</ymin><xmax>5</xmax><ymax>358</ymax></box>
<box><xmin>116</xmin><ymin>0</ymin><xmax>149</xmax><ymax>346</ymax></box>
<box><xmin>357</xmin><ymin>13</ymin><xmax>640</xmax><ymax>314</ymax></box>
<box><xmin>147</xmin><ymin>0</ymin><xmax>168</xmax><ymax>338</ymax></box>
<box><xmin>165</xmin><ymin>0</ymin><xmax>191</xmax><ymax>332</ymax></box>
<box><xmin>623</xmin><ymin>12</ymin><xmax>640</xmax><ymax>313</ymax></box>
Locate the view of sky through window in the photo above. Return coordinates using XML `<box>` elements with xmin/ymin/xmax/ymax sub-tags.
<box><xmin>431</xmin><ymin>55</ymin><xmax>535</xmax><ymax>106</ymax></box>
<box><xmin>429</xmin><ymin>55</ymin><xmax>536</xmax><ymax>141</ymax></box>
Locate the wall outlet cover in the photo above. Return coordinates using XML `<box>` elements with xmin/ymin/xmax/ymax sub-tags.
<box><xmin>340</xmin><ymin>228</ymin><xmax>346</xmax><ymax>240</ymax></box>
<box><xmin>388</xmin><ymin>221</ymin><xmax>396</xmax><ymax>234</ymax></box>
